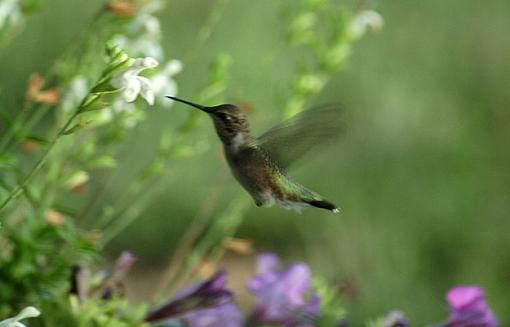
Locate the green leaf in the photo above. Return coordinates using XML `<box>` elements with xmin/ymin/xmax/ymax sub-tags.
<box><xmin>81</xmin><ymin>94</ymin><xmax>101</xmax><ymax>110</ymax></box>
<box><xmin>23</xmin><ymin>135</ymin><xmax>48</xmax><ymax>144</ymax></box>
<box><xmin>103</xmin><ymin>58</ymin><xmax>132</xmax><ymax>78</ymax></box>
<box><xmin>63</xmin><ymin>119</ymin><xmax>93</xmax><ymax>135</ymax></box>
<box><xmin>0</xmin><ymin>154</ymin><xmax>16</xmax><ymax>167</ymax></box>
<box><xmin>89</xmin><ymin>155</ymin><xmax>117</xmax><ymax>169</ymax></box>
<box><xmin>91</xmin><ymin>78</ymin><xmax>120</xmax><ymax>95</ymax></box>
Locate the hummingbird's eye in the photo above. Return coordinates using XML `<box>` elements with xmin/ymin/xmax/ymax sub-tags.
<box><xmin>218</xmin><ymin>113</ymin><xmax>232</xmax><ymax>122</ymax></box>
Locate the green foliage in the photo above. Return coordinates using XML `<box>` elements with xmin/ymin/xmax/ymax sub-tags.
<box><xmin>313</xmin><ymin>277</ymin><xmax>347</xmax><ymax>326</ymax></box>
<box><xmin>0</xmin><ymin>1</ymin><xmax>171</xmax><ymax>325</ymax></box>
<box><xmin>0</xmin><ymin>0</ymin><xmax>419</xmax><ymax>325</ymax></box>
<box><xmin>0</xmin><ymin>211</ymin><xmax>97</xmax><ymax>317</ymax></box>
<box><xmin>38</xmin><ymin>296</ymin><xmax>148</xmax><ymax>327</ymax></box>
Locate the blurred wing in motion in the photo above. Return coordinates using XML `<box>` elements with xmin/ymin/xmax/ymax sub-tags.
<box><xmin>256</xmin><ymin>104</ymin><xmax>344</xmax><ymax>169</ymax></box>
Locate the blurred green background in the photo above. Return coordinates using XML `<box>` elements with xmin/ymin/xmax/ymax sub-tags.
<box><xmin>1</xmin><ymin>0</ymin><xmax>509</xmax><ymax>325</ymax></box>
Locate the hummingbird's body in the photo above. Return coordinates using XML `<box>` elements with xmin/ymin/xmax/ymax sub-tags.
<box><xmin>167</xmin><ymin>96</ymin><xmax>340</xmax><ymax>213</ymax></box>
<box><xmin>226</xmin><ymin>143</ymin><xmax>330</xmax><ymax>211</ymax></box>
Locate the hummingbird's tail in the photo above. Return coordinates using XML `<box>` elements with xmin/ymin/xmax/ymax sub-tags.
<box><xmin>306</xmin><ymin>199</ymin><xmax>340</xmax><ymax>213</ymax></box>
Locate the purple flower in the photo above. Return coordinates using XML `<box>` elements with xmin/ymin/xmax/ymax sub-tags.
<box><xmin>247</xmin><ymin>253</ymin><xmax>320</xmax><ymax>326</ymax></box>
<box><xmin>70</xmin><ymin>251</ymin><xmax>137</xmax><ymax>301</ymax></box>
<box><xmin>446</xmin><ymin>286</ymin><xmax>498</xmax><ymax>327</ymax></box>
<box><xmin>112</xmin><ymin>251</ymin><xmax>136</xmax><ymax>280</ymax></box>
<box><xmin>145</xmin><ymin>271</ymin><xmax>235</xmax><ymax>323</ymax></box>
<box><xmin>185</xmin><ymin>303</ymin><xmax>243</xmax><ymax>327</ymax></box>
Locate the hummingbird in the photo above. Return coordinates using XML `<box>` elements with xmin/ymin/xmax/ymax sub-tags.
<box><xmin>166</xmin><ymin>96</ymin><xmax>342</xmax><ymax>213</ymax></box>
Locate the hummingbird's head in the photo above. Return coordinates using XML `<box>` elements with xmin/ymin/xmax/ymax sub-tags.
<box><xmin>166</xmin><ymin>96</ymin><xmax>250</xmax><ymax>148</ymax></box>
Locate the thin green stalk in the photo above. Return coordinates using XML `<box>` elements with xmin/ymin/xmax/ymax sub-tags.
<box><xmin>38</xmin><ymin>131</ymin><xmax>71</xmax><ymax>212</ymax></box>
<box><xmin>99</xmin><ymin>179</ymin><xmax>164</xmax><ymax>247</ymax></box>
<box><xmin>0</xmin><ymin>10</ymin><xmax>110</xmax><ymax>153</ymax></box>
<box><xmin>0</xmin><ymin>112</ymin><xmax>78</xmax><ymax>215</ymax></box>
<box><xmin>157</xmin><ymin>195</ymin><xmax>249</xmax><ymax>299</ymax></box>
<box><xmin>0</xmin><ymin>103</ymin><xmax>35</xmax><ymax>151</ymax></box>
<box><xmin>19</xmin><ymin>104</ymin><xmax>52</xmax><ymax>140</ymax></box>
<box><xmin>76</xmin><ymin>169</ymin><xmax>113</xmax><ymax>223</ymax></box>
<box><xmin>202</xmin><ymin>201</ymin><xmax>247</xmax><ymax>263</ymax></box>
<box><xmin>184</xmin><ymin>0</ymin><xmax>231</xmax><ymax>62</ymax></box>
<box><xmin>92</xmin><ymin>166</ymin><xmax>156</xmax><ymax>230</ymax></box>
<box><xmin>0</xmin><ymin>16</ymin><xmax>27</xmax><ymax>49</ymax></box>
<box><xmin>155</xmin><ymin>171</ymin><xmax>228</xmax><ymax>299</ymax></box>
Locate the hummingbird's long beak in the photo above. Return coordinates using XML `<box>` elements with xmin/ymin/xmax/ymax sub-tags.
<box><xmin>166</xmin><ymin>96</ymin><xmax>215</xmax><ymax>113</ymax></box>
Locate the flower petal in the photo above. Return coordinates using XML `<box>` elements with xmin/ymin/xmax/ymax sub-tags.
<box><xmin>122</xmin><ymin>77</ymin><xmax>141</xmax><ymax>102</ymax></box>
<box><xmin>445</xmin><ymin>285</ymin><xmax>498</xmax><ymax>327</ymax></box>
<box><xmin>447</xmin><ymin>286</ymin><xmax>485</xmax><ymax>310</ymax></box>
<box><xmin>16</xmin><ymin>307</ymin><xmax>41</xmax><ymax>320</ymax></box>
<box><xmin>143</xmin><ymin>15</ymin><xmax>161</xmax><ymax>36</ymax></box>
<box><xmin>257</xmin><ymin>253</ymin><xmax>280</xmax><ymax>275</ymax></box>
<box><xmin>247</xmin><ymin>253</ymin><xmax>318</xmax><ymax>325</ymax></box>
<box><xmin>185</xmin><ymin>303</ymin><xmax>243</xmax><ymax>327</ymax></box>
<box><xmin>142</xmin><ymin>56</ymin><xmax>159</xmax><ymax>69</ymax></box>
<box><xmin>138</xmin><ymin>76</ymin><xmax>155</xmax><ymax>105</ymax></box>
<box><xmin>350</xmin><ymin>10</ymin><xmax>384</xmax><ymax>39</ymax></box>
<box><xmin>280</xmin><ymin>263</ymin><xmax>311</xmax><ymax>304</ymax></box>
<box><xmin>145</xmin><ymin>271</ymin><xmax>234</xmax><ymax>323</ymax></box>
<box><xmin>165</xmin><ymin>59</ymin><xmax>183</xmax><ymax>76</ymax></box>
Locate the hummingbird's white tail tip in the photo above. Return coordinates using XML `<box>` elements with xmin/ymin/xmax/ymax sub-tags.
<box><xmin>332</xmin><ymin>208</ymin><xmax>340</xmax><ymax>213</ymax></box>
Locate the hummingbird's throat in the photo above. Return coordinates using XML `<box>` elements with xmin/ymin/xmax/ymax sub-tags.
<box><xmin>218</xmin><ymin>130</ymin><xmax>247</xmax><ymax>152</ymax></box>
<box><xmin>230</xmin><ymin>132</ymin><xmax>246</xmax><ymax>150</ymax></box>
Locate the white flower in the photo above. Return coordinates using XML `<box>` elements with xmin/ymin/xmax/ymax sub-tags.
<box><xmin>0</xmin><ymin>0</ymin><xmax>21</xmax><ymax>32</ymax></box>
<box><xmin>139</xmin><ymin>0</ymin><xmax>165</xmax><ymax>16</ymax></box>
<box><xmin>112</xmin><ymin>13</ymin><xmax>164</xmax><ymax>60</ymax></box>
<box><xmin>0</xmin><ymin>306</ymin><xmax>40</xmax><ymax>327</ymax></box>
<box><xmin>142</xmin><ymin>14</ymin><xmax>161</xmax><ymax>38</ymax></box>
<box><xmin>110</xmin><ymin>34</ymin><xmax>129</xmax><ymax>50</ymax></box>
<box><xmin>113</xmin><ymin>57</ymin><xmax>159</xmax><ymax>105</ymax></box>
<box><xmin>350</xmin><ymin>10</ymin><xmax>384</xmax><ymax>40</ymax></box>
<box><xmin>131</xmin><ymin>38</ymin><xmax>164</xmax><ymax>61</ymax></box>
<box><xmin>151</xmin><ymin>59</ymin><xmax>183</xmax><ymax>107</ymax></box>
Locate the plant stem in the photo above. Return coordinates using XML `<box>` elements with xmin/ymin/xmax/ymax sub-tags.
<box><xmin>0</xmin><ymin>112</ymin><xmax>78</xmax><ymax>215</ymax></box>
<box><xmin>157</xmin><ymin>195</ymin><xmax>249</xmax><ymax>300</ymax></box>
<box><xmin>184</xmin><ymin>0</ymin><xmax>231</xmax><ymax>62</ymax></box>
<box><xmin>155</xmin><ymin>171</ymin><xmax>227</xmax><ymax>299</ymax></box>
<box><xmin>0</xmin><ymin>102</ymin><xmax>34</xmax><ymax>152</ymax></box>
<box><xmin>98</xmin><ymin>182</ymin><xmax>160</xmax><ymax>247</ymax></box>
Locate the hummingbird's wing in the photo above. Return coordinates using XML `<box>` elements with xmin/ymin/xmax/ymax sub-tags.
<box><xmin>256</xmin><ymin>104</ymin><xmax>344</xmax><ymax>169</ymax></box>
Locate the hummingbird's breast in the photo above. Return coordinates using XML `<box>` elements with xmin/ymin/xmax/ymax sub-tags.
<box><xmin>224</xmin><ymin>144</ymin><xmax>285</xmax><ymax>206</ymax></box>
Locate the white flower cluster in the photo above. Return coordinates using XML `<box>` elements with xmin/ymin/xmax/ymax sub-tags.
<box><xmin>102</xmin><ymin>56</ymin><xmax>160</xmax><ymax>128</ymax></box>
<box><xmin>61</xmin><ymin>56</ymin><xmax>164</xmax><ymax>129</ymax></box>
<box><xmin>60</xmin><ymin>0</ymin><xmax>183</xmax><ymax>129</ymax></box>
<box><xmin>113</xmin><ymin>56</ymin><xmax>159</xmax><ymax>105</ymax></box>
<box><xmin>110</xmin><ymin>0</ymin><xmax>182</xmax><ymax>108</ymax></box>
